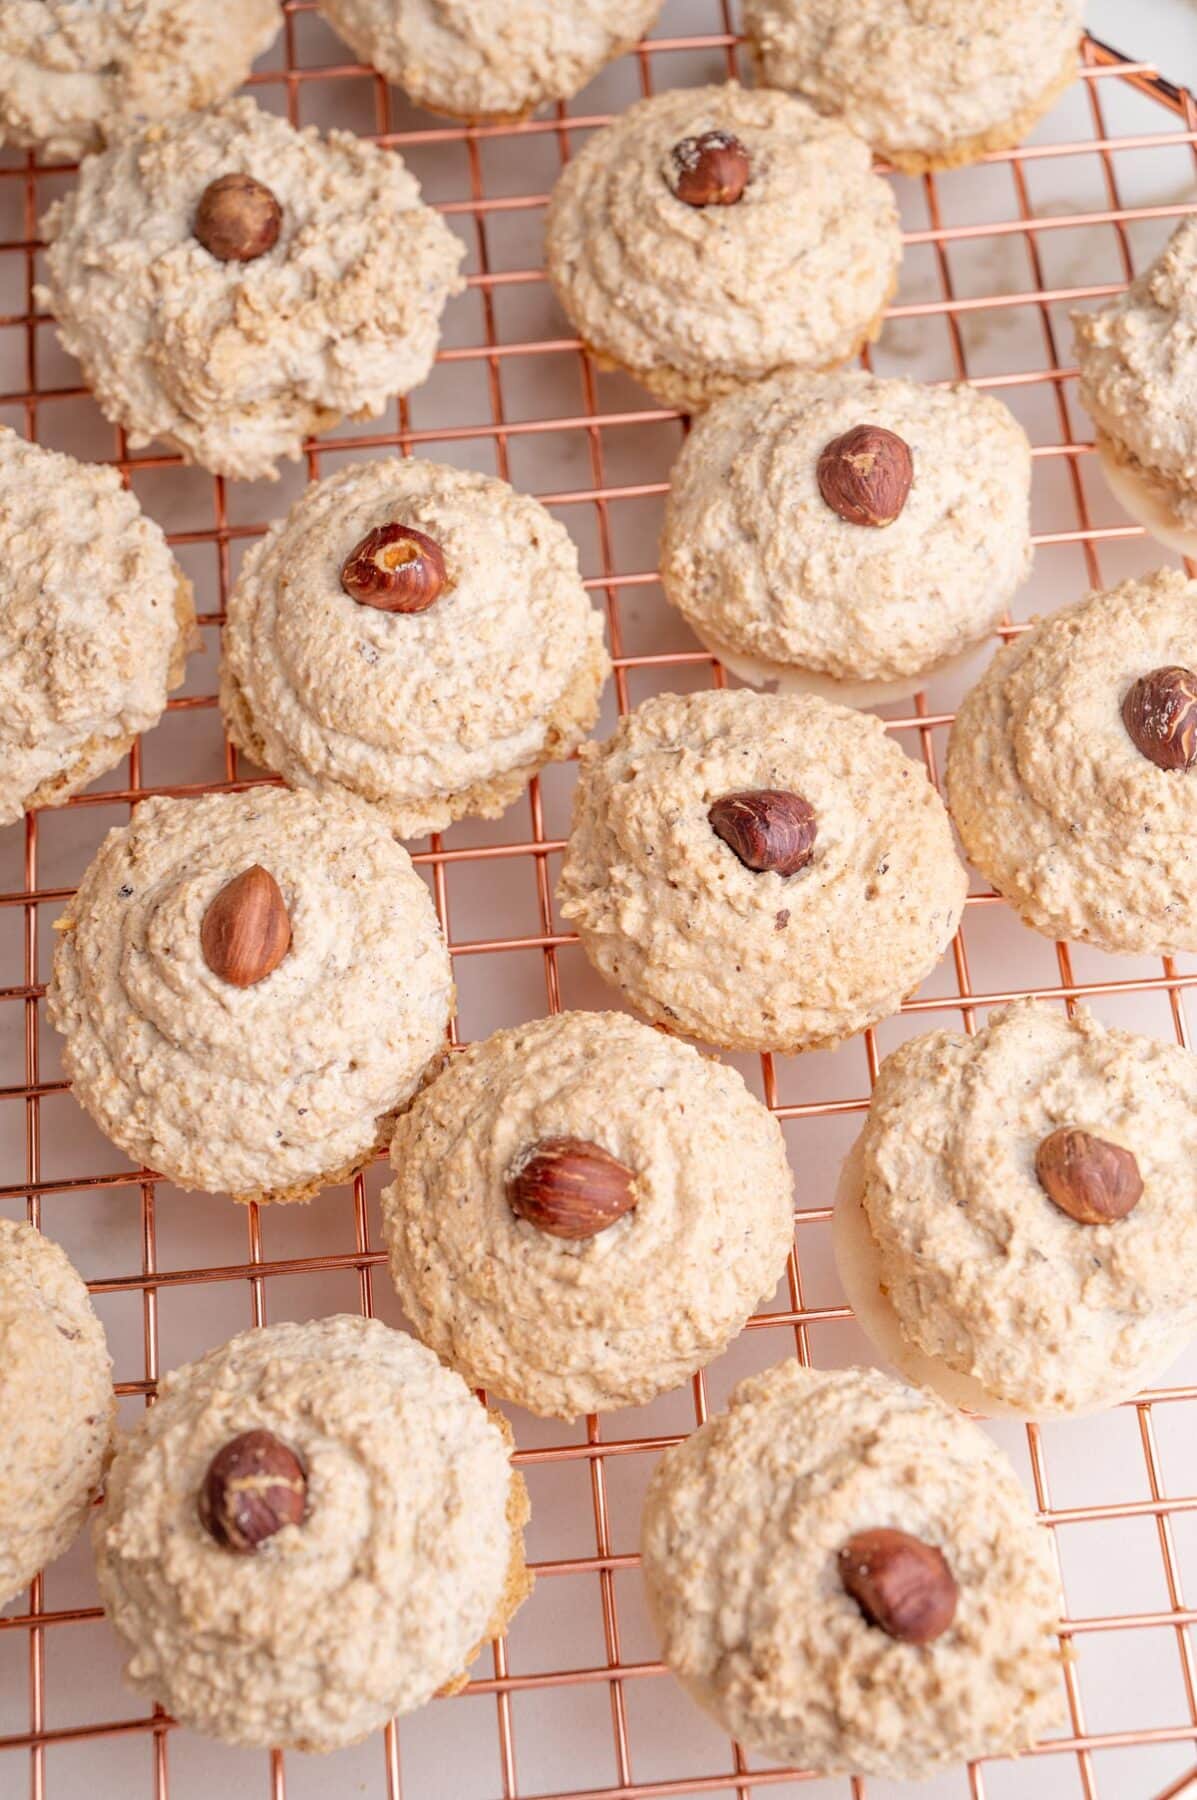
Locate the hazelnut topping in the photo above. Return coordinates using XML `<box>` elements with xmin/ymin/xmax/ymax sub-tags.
<box><xmin>200</xmin><ymin>865</ymin><xmax>292</xmax><ymax>989</ymax></box>
<box><xmin>507</xmin><ymin>1136</ymin><xmax>637</xmax><ymax>1240</ymax></box>
<box><xmin>341</xmin><ymin>523</ymin><xmax>447</xmax><ymax>614</ymax></box>
<box><xmin>817</xmin><ymin>424</ymin><xmax>914</xmax><ymax>528</ymax></box>
<box><xmin>1035</xmin><ymin>1127</ymin><xmax>1143</xmax><ymax>1226</ymax></box>
<box><xmin>1121</xmin><ymin>666</ymin><xmax>1197</xmax><ymax>772</ymax></box>
<box><xmin>838</xmin><ymin>1528</ymin><xmax>958</xmax><ymax>1644</ymax></box>
<box><xmin>671</xmin><ymin>130</ymin><xmax>751</xmax><ymax>207</ymax></box>
<box><xmin>708</xmin><ymin>790</ymin><xmax>817</xmax><ymax>876</ymax></box>
<box><xmin>199</xmin><ymin>1429</ymin><xmax>307</xmax><ymax>1554</ymax></box>
<box><xmin>194</xmin><ymin>173</ymin><xmax>282</xmax><ymax>263</ymax></box>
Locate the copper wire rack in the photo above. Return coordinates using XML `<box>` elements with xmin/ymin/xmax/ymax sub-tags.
<box><xmin>1</xmin><ymin>5</ymin><xmax>1197</xmax><ymax>1798</ymax></box>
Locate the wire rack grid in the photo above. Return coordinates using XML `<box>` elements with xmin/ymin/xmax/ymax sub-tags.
<box><xmin>1</xmin><ymin>5</ymin><xmax>1197</xmax><ymax>1799</ymax></box>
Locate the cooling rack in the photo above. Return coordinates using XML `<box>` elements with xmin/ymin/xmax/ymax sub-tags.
<box><xmin>1</xmin><ymin>4</ymin><xmax>1197</xmax><ymax>1798</ymax></box>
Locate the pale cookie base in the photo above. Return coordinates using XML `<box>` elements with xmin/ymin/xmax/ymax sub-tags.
<box><xmin>832</xmin><ymin>1138</ymin><xmax>1190</xmax><ymax>1419</ymax></box>
<box><xmin>440</xmin><ymin>1413</ymin><xmax>533</xmax><ymax>1697</ymax></box>
<box><xmin>1095</xmin><ymin>437</ymin><xmax>1197</xmax><ymax>560</ymax></box>
<box><xmin>405</xmin><ymin>24</ymin><xmax>653</xmax><ymax>126</ymax></box>
<box><xmin>693</xmin><ymin>625</ymin><xmax>992</xmax><ymax>709</ymax></box>
<box><xmin>881</xmin><ymin>44</ymin><xmax>1080</xmax><ymax>174</ymax></box>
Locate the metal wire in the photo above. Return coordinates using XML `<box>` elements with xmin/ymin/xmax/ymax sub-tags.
<box><xmin>1</xmin><ymin>8</ymin><xmax>1197</xmax><ymax>1798</ymax></box>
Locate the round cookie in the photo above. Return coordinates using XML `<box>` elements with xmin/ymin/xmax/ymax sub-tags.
<box><xmin>640</xmin><ymin>1360</ymin><xmax>1064</xmax><ymax>1780</ymax></box>
<box><xmin>1074</xmin><ymin>218</ymin><xmax>1197</xmax><ymax>557</ymax></box>
<box><xmin>544</xmin><ymin>83</ymin><xmax>902</xmax><ymax>412</ymax></box>
<box><xmin>381</xmin><ymin>1010</ymin><xmax>795</xmax><ymax>1419</ymax></box>
<box><xmin>946</xmin><ymin>569</ymin><xmax>1197</xmax><ymax>956</ymax></box>
<box><xmin>220</xmin><ymin>457</ymin><xmax>610</xmax><ymax>838</ymax></box>
<box><xmin>0</xmin><ymin>1219</ymin><xmax>114</xmax><ymax>1607</ymax></box>
<box><xmin>35</xmin><ymin>97</ymin><xmax>465</xmax><ymax>482</ymax></box>
<box><xmin>0</xmin><ymin>427</ymin><xmax>196</xmax><ymax>827</ymax></box>
<box><xmin>47</xmin><ymin>787</ymin><xmax>454</xmax><ymax>1203</ymax></box>
<box><xmin>315</xmin><ymin>0</ymin><xmax>663</xmax><ymax>123</ymax></box>
<box><xmin>557</xmin><ymin>689</ymin><xmax>967</xmax><ymax>1054</ymax></box>
<box><xmin>0</xmin><ymin>0</ymin><xmax>280</xmax><ymax>163</ymax></box>
<box><xmin>660</xmin><ymin>369</ymin><xmax>1032</xmax><ymax>703</ymax></box>
<box><xmin>93</xmin><ymin>1315</ymin><xmax>531</xmax><ymax>1751</ymax></box>
<box><xmin>838</xmin><ymin>1002</ymin><xmax>1197</xmax><ymax>1417</ymax></box>
<box><xmin>742</xmin><ymin>0</ymin><xmax>1082</xmax><ymax>173</ymax></box>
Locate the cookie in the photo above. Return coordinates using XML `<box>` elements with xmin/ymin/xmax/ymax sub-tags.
<box><xmin>93</xmin><ymin>1315</ymin><xmax>530</xmax><ymax>1751</ymax></box>
<box><xmin>837</xmin><ymin>1002</ymin><xmax>1197</xmax><ymax>1417</ymax></box>
<box><xmin>315</xmin><ymin>0</ymin><xmax>663</xmax><ymax>123</ymax></box>
<box><xmin>221</xmin><ymin>457</ymin><xmax>610</xmax><ymax>838</ymax></box>
<box><xmin>544</xmin><ymin>83</ymin><xmax>902</xmax><ymax>411</ymax></box>
<box><xmin>557</xmin><ymin>689</ymin><xmax>966</xmax><ymax>1054</ymax></box>
<box><xmin>380</xmin><ymin>1010</ymin><xmax>794</xmax><ymax>1419</ymax></box>
<box><xmin>640</xmin><ymin>1360</ymin><xmax>1064</xmax><ymax>1779</ymax></box>
<box><xmin>660</xmin><ymin>369</ymin><xmax>1032</xmax><ymax>704</ymax></box>
<box><xmin>0</xmin><ymin>1220</ymin><xmax>114</xmax><ymax>1608</ymax></box>
<box><xmin>1074</xmin><ymin>218</ymin><xmax>1197</xmax><ymax>558</ymax></box>
<box><xmin>0</xmin><ymin>428</ymin><xmax>196</xmax><ymax>827</ymax></box>
<box><xmin>0</xmin><ymin>0</ymin><xmax>280</xmax><ymax>163</ymax></box>
<box><xmin>36</xmin><ymin>97</ymin><xmax>464</xmax><ymax>481</ymax></box>
<box><xmin>742</xmin><ymin>0</ymin><xmax>1082</xmax><ymax>173</ymax></box>
<box><xmin>47</xmin><ymin>787</ymin><xmax>454</xmax><ymax>1203</ymax></box>
<box><xmin>946</xmin><ymin>569</ymin><xmax>1197</xmax><ymax>956</ymax></box>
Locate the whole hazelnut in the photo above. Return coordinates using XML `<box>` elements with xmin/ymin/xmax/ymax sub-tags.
<box><xmin>341</xmin><ymin>523</ymin><xmax>447</xmax><ymax>614</ymax></box>
<box><xmin>199</xmin><ymin>1429</ymin><xmax>307</xmax><ymax>1554</ymax></box>
<box><xmin>817</xmin><ymin>424</ymin><xmax>914</xmax><ymax>528</ymax></box>
<box><xmin>1035</xmin><ymin>1127</ymin><xmax>1143</xmax><ymax>1226</ymax></box>
<box><xmin>194</xmin><ymin>173</ymin><xmax>282</xmax><ymax>263</ymax></box>
<box><xmin>200</xmin><ymin>865</ymin><xmax>291</xmax><ymax>989</ymax></box>
<box><xmin>838</xmin><ymin>1528</ymin><xmax>958</xmax><ymax>1644</ymax></box>
<box><xmin>708</xmin><ymin>790</ymin><xmax>817</xmax><ymax>876</ymax></box>
<box><xmin>671</xmin><ymin>130</ymin><xmax>751</xmax><ymax>207</ymax></box>
<box><xmin>507</xmin><ymin>1136</ymin><xmax>637</xmax><ymax>1240</ymax></box>
<box><xmin>1121</xmin><ymin>666</ymin><xmax>1197</xmax><ymax>772</ymax></box>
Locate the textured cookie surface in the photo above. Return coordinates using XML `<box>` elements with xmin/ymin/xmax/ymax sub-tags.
<box><xmin>0</xmin><ymin>1220</ymin><xmax>114</xmax><ymax>1608</ymax></box>
<box><xmin>661</xmin><ymin>370</ymin><xmax>1032</xmax><ymax>683</ymax></box>
<box><xmin>381</xmin><ymin>1010</ymin><xmax>794</xmax><ymax>1418</ymax></box>
<box><xmin>36</xmin><ymin>97</ymin><xmax>464</xmax><ymax>481</ymax></box>
<box><xmin>641</xmin><ymin>1361</ymin><xmax>1064</xmax><ymax>1778</ymax></box>
<box><xmin>545</xmin><ymin>83</ymin><xmax>902</xmax><ymax>410</ymax></box>
<box><xmin>1075</xmin><ymin>219</ymin><xmax>1197</xmax><ymax>531</ymax></box>
<box><xmin>557</xmin><ymin>689</ymin><xmax>966</xmax><ymax>1053</ymax></box>
<box><xmin>221</xmin><ymin>457</ymin><xmax>610</xmax><ymax>838</ymax></box>
<box><xmin>94</xmin><ymin>1316</ymin><xmax>530</xmax><ymax>1751</ymax></box>
<box><xmin>860</xmin><ymin>1002</ymin><xmax>1197</xmax><ymax>1414</ymax></box>
<box><xmin>0</xmin><ymin>427</ymin><xmax>195</xmax><ymax>826</ymax></box>
<box><xmin>0</xmin><ymin>0</ymin><xmax>280</xmax><ymax>162</ymax></box>
<box><xmin>48</xmin><ymin>787</ymin><xmax>453</xmax><ymax>1202</ymax></box>
<box><xmin>742</xmin><ymin>0</ymin><xmax>1081</xmax><ymax>170</ymax></box>
<box><xmin>316</xmin><ymin>0</ymin><xmax>662</xmax><ymax>120</ymax></box>
<box><xmin>946</xmin><ymin>569</ymin><xmax>1197</xmax><ymax>955</ymax></box>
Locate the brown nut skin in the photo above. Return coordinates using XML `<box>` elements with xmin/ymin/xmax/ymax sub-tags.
<box><xmin>193</xmin><ymin>173</ymin><xmax>282</xmax><ymax>263</ymax></box>
<box><xmin>341</xmin><ymin>523</ymin><xmax>447</xmax><ymax>614</ymax></box>
<box><xmin>817</xmin><ymin>424</ymin><xmax>914</xmax><ymax>528</ymax></box>
<box><xmin>507</xmin><ymin>1136</ymin><xmax>637</xmax><ymax>1241</ymax></box>
<box><xmin>1121</xmin><ymin>666</ymin><xmax>1197</xmax><ymax>773</ymax></box>
<box><xmin>1035</xmin><ymin>1127</ymin><xmax>1143</xmax><ymax>1226</ymax></box>
<box><xmin>200</xmin><ymin>865</ymin><xmax>292</xmax><ymax>989</ymax></box>
<box><xmin>198</xmin><ymin>1429</ymin><xmax>307</xmax><ymax>1555</ymax></box>
<box><xmin>838</xmin><ymin>1528</ymin><xmax>958</xmax><ymax>1645</ymax></box>
<box><xmin>708</xmin><ymin>790</ymin><xmax>817</xmax><ymax>876</ymax></box>
<box><xmin>671</xmin><ymin>130</ymin><xmax>751</xmax><ymax>207</ymax></box>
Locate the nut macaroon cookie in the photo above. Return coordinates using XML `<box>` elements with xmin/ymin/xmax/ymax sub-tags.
<box><xmin>0</xmin><ymin>427</ymin><xmax>197</xmax><ymax>827</ymax></box>
<box><xmin>742</xmin><ymin>0</ymin><xmax>1082</xmax><ymax>173</ymax></box>
<box><xmin>545</xmin><ymin>82</ymin><xmax>902</xmax><ymax>411</ymax></box>
<box><xmin>661</xmin><ymin>369</ymin><xmax>1033</xmax><ymax>704</ymax></box>
<box><xmin>557</xmin><ymin>689</ymin><xmax>966</xmax><ymax>1054</ymax></box>
<box><xmin>221</xmin><ymin>457</ymin><xmax>610</xmax><ymax>839</ymax></box>
<box><xmin>315</xmin><ymin>0</ymin><xmax>663</xmax><ymax>122</ymax></box>
<box><xmin>36</xmin><ymin>96</ymin><xmax>464</xmax><ymax>481</ymax></box>
<box><xmin>946</xmin><ymin>568</ymin><xmax>1197</xmax><ymax>956</ymax></box>
<box><xmin>48</xmin><ymin>787</ymin><xmax>454</xmax><ymax>1203</ymax></box>
<box><xmin>1074</xmin><ymin>217</ymin><xmax>1197</xmax><ymax>557</ymax></box>
<box><xmin>94</xmin><ymin>1316</ymin><xmax>531</xmax><ymax>1752</ymax></box>
<box><xmin>0</xmin><ymin>1220</ymin><xmax>115</xmax><ymax>1608</ymax></box>
<box><xmin>836</xmin><ymin>1001</ymin><xmax>1197</xmax><ymax>1417</ymax></box>
<box><xmin>641</xmin><ymin>1361</ymin><xmax>1064</xmax><ymax>1779</ymax></box>
<box><xmin>381</xmin><ymin>1010</ymin><xmax>795</xmax><ymax>1419</ymax></box>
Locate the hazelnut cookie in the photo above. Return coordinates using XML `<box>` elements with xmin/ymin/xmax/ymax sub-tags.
<box><xmin>221</xmin><ymin>457</ymin><xmax>610</xmax><ymax>838</ymax></box>
<box><xmin>315</xmin><ymin>0</ymin><xmax>663</xmax><ymax>123</ymax></box>
<box><xmin>837</xmin><ymin>1002</ymin><xmax>1197</xmax><ymax>1417</ymax></box>
<box><xmin>0</xmin><ymin>428</ymin><xmax>196</xmax><ymax>827</ymax></box>
<box><xmin>742</xmin><ymin>0</ymin><xmax>1082</xmax><ymax>173</ymax></box>
<box><xmin>946</xmin><ymin>569</ymin><xmax>1197</xmax><ymax>956</ymax></box>
<box><xmin>381</xmin><ymin>1010</ymin><xmax>794</xmax><ymax>1419</ymax></box>
<box><xmin>661</xmin><ymin>369</ymin><xmax>1033</xmax><ymax>704</ymax></box>
<box><xmin>36</xmin><ymin>97</ymin><xmax>464</xmax><ymax>481</ymax></box>
<box><xmin>0</xmin><ymin>0</ymin><xmax>280</xmax><ymax>163</ymax></box>
<box><xmin>557</xmin><ymin>689</ymin><xmax>966</xmax><ymax>1054</ymax></box>
<box><xmin>47</xmin><ymin>787</ymin><xmax>453</xmax><ymax>1203</ymax></box>
<box><xmin>544</xmin><ymin>83</ymin><xmax>902</xmax><ymax>411</ymax></box>
<box><xmin>641</xmin><ymin>1361</ymin><xmax>1064</xmax><ymax>1779</ymax></box>
<box><xmin>94</xmin><ymin>1316</ymin><xmax>531</xmax><ymax>1752</ymax></box>
<box><xmin>1074</xmin><ymin>218</ymin><xmax>1197</xmax><ymax>557</ymax></box>
<box><xmin>0</xmin><ymin>1220</ymin><xmax>114</xmax><ymax>1608</ymax></box>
